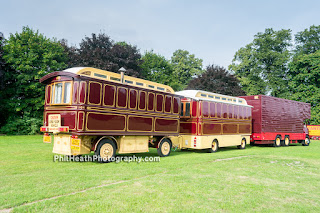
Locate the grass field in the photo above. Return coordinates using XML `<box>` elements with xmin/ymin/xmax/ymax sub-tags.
<box><xmin>0</xmin><ymin>136</ymin><xmax>319</xmax><ymax>212</ymax></box>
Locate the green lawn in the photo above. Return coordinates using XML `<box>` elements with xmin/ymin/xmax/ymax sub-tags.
<box><xmin>0</xmin><ymin>136</ymin><xmax>319</xmax><ymax>212</ymax></box>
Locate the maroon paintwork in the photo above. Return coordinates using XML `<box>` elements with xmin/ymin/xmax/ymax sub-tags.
<box><xmin>179</xmin><ymin>98</ymin><xmax>252</xmax><ymax>135</ymax></box>
<box><xmin>40</xmin><ymin>71</ymin><xmax>181</xmax><ymax>137</ymax></box>
<box><xmin>240</xmin><ymin>95</ymin><xmax>311</xmax><ymax>144</ymax></box>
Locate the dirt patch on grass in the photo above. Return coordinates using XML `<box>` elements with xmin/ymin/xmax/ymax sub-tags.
<box><xmin>210</xmin><ymin>155</ymin><xmax>251</xmax><ymax>162</ymax></box>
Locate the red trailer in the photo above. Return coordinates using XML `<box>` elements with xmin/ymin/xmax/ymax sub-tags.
<box><xmin>240</xmin><ymin>95</ymin><xmax>311</xmax><ymax>147</ymax></box>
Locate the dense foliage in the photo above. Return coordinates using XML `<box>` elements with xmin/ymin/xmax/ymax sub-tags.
<box><xmin>62</xmin><ymin>33</ymin><xmax>143</xmax><ymax>77</ymax></box>
<box><xmin>187</xmin><ymin>65</ymin><xmax>245</xmax><ymax>96</ymax></box>
<box><xmin>287</xmin><ymin>25</ymin><xmax>320</xmax><ymax>124</ymax></box>
<box><xmin>0</xmin><ymin>27</ymin><xmax>67</xmax><ymax>134</ymax></box>
<box><xmin>229</xmin><ymin>25</ymin><xmax>320</xmax><ymax>124</ymax></box>
<box><xmin>0</xmin><ymin>33</ymin><xmax>7</xmax><ymax>128</ymax></box>
<box><xmin>139</xmin><ymin>49</ymin><xmax>204</xmax><ymax>91</ymax></box>
<box><xmin>170</xmin><ymin>49</ymin><xmax>204</xmax><ymax>91</ymax></box>
<box><xmin>140</xmin><ymin>50</ymin><xmax>174</xmax><ymax>86</ymax></box>
<box><xmin>288</xmin><ymin>50</ymin><xmax>320</xmax><ymax>124</ymax></box>
<box><xmin>229</xmin><ymin>28</ymin><xmax>292</xmax><ymax>97</ymax></box>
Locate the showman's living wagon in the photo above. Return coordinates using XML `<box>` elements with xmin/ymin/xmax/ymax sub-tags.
<box><xmin>170</xmin><ymin>90</ymin><xmax>252</xmax><ymax>152</ymax></box>
<box><xmin>40</xmin><ymin>67</ymin><xmax>181</xmax><ymax>161</ymax></box>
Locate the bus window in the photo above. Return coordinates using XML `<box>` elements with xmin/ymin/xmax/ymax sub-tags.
<box><xmin>52</xmin><ymin>82</ymin><xmax>72</xmax><ymax>104</ymax></box>
<box><xmin>54</xmin><ymin>83</ymin><xmax>63</xmax><ymax>104</ymax></box>
<box><xmin>181</xmin><ymin>102</ymin><xmax>191</xmax><ymax>117</ymax></box>
<box><xmin>63</xmin><ymin>82</ymin><xmax>71</xmax><ymax>103</ymax></box>
<box><xmin>185</xmin><ymin>103</ymin><xmax>191</xmax><ymax>117</ymax></box>
<box><xmin>173</xmin><ymin>97</ymin><xmax>180</xmax><ymax>114</ymax></box>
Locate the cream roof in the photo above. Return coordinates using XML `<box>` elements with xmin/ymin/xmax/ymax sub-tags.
<box><xmin>175</xmin><ymin>90</ymin><xmax>251</xmax><ymax>107</ymax></box>
<box><xmin>62</xmin><ymin>67</ymin><xmax>174</xmax><ymax>93</ymax></box>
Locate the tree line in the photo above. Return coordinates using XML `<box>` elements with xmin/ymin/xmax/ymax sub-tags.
<box><xmin>0</xmin><ymin>25</ymin><xmax>319</xmax><ymax>134</ymax></box>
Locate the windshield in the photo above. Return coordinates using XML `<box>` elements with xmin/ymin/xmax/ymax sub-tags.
<box><xmin>52</xmin><ymin>82</ymin><xmax>72</xmax><ymax>104</ymax></box>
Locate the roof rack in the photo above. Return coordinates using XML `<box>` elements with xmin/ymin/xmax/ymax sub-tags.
<box><xmin>63</xmin><ymin>67</ymin><xmax>174</xmax><ymax>93</ymax></box>
<box><xmin>176</xmin><ymin>90</ymin><xmax>248</xmax><ymax>106</ymax></box>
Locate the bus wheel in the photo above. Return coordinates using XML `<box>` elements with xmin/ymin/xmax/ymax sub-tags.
<box><xmin>302</xmin><ymin>137</ymin><xmax>310</xmax><ymax>146</ymax></box>
<box><xmin>284</xmin><ymin>136</ymin><xmax>290</xmax><ymax>146</ymax></box>
<box><xmin>208</xmin><ymin>140</ymin><xmax>218</xmax><ymax>153</ymax></box>
<box><xmin>95</xmin><ymin>139</ymin><xmax>116</xmax><ymax>163</ymax></box>
<box><xmin>274</xmin><ymin>136</ymin><xmax>281</xmax><ymax>147</ymax></box>
<box><xmin>157</xmin><ymin>138</ymin><xmax>172</xmax><ymax>157</ymax></box>
<box><xmin>237</xmin><ymin>138</ymin><xmax>246</xmax><ymax>149</ymax></box>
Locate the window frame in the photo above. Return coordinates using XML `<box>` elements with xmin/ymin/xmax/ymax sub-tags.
<box><xmin>180</xmin><ymin>102</ymin><xmax>191</xmax><ymax>118</ymax></box>
<box><xmin>50</xmin><ymin>81</ymin><xmax>73</xmax><ymax>105</ymax></box>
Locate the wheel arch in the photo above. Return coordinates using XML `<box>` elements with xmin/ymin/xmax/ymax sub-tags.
<box><xmin>154</xmin><ymin>136</ymin><xmax>172</xmax><ymax>148</ymax></box>
<box><xmin>94</xmin><ymin>136</ymin><xmax>118</xmax><ymax>151</ymax></box>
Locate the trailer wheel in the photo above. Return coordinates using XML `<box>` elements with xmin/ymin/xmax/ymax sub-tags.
<box><xmin>284</xmin><ymin>136</ymin><xmax>290</xmax><ymax>146</ymax></box>
<box><xmin>274</xmin><ymin>136</ymin><xmax>281</xmax><ymax>147</ymax></box>
<box><xmin>237</xmin><ymin>138</ymin><xmax>246</xmax><ymax>149</ymax></box>
<box><xmin>157</xmin><ymin>138</ymin><xmax>172</xmax><ymax>157</ymax></box>
<box><xmin>302</xmin><ymin>137</ymin><xmax>310</xmax><ymax>146</ymax></box>
<box><xmin>208</xmin><ymin>139</ymin><xmax>219</xmax><ymax>153</ymax></box>
<box><xmin>95</xmin><ymin>139</ymin><xmax>116</xmax><ymax>163</ymax></box>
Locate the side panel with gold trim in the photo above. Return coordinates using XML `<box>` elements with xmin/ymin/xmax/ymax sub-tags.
<box><xmin>127</xmin><ymin>115</ymin><xmax>153</xmax><ymax>132</ymax></box>
<box><xmin>86</xmin><ymin>112</ymin><xmax>126</xmax><ymax>131</ymax></box>
<box><xmin>45</xmin><ymin>111</ymin><xmax>77</xmax><ymax>130</ymax></box>
<box><xmin>154</xmin><ymin>118</ymin><xmax>179</xmax><ymax>133</ymax></box>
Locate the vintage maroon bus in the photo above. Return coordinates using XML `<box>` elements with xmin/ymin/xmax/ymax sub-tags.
<box><xmin>170</xmin><ymin>90</ymin><xmax>252</xmax><ymax>152</ymax></box>
<box><xmin>40</xmin><ymin>67</ymin><xmax>181</xmax><ymax>161</ymax></box>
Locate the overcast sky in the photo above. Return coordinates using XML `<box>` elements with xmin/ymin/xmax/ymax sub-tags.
<box><xmin>1</xmin><ymin>0</ymin><xmax>320</xmax><ymax>68</ymax></box>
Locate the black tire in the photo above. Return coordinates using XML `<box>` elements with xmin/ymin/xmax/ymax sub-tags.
<box><xmin>302</xmin><ymin>136</ymin><xmax>310</xmax><ymax>146</ymax></box>
<box><xmin>208</xmin><ymin>139</ymin><xmax>219</xmax><ymax>153</ymax></box>
<box><xmin>284</xmin><ymin>136</ymin><xmax>290</xmax><ymax>146</ymax></box>
<box><xmin>274</xmin><ymin>136</ymin><xmax>281</xmax><ymax>147</ymax></box>
<box><xmin>157</xmin><ymin>138</ymin><xmax>172</xmax><ymax>157</ymax></box>
<box><xmin>237</xmin><ymin>138</ymin><xmax>246</xmax><ymax>149</ymax></box>
<box><xmin>95</xmin><ymin>139</ymin><xmax>116</xmax><ymax>163</ymax></box>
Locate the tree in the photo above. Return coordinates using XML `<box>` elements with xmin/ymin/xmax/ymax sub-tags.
<box><xmin>107</xmin><ymin>42</ymin><xmax>142</xmax><ymax>77</ymax></box>
<box><xmin>285</xmin><ymin>25</ymin><xmax>320</xmax><ymax>123</ymax></box>
<box><xmin>0</xmin><ymin>26</ymin><xmax>67</xmax><ymax>134</ymax></box>
<box><xmin>187</xmin><ymin>65</ymin><xmax>246</xmax><ymax>96</ymax></box>
<box><xmin>0</xmin><ymin>32</ymin><xmax>8</xmax><ymax>128</ymax></box>
<box><xmin>140</xmin><ymin>50</ymin><xmax>173</xmax><ymax>85</ymax></box>
<box><xmin>229</xmin><ymin>28</ymin><xmax>292</xmax><ymax>97</ymax></box>
<box><xmin>171</xmin><ymin>49</ymin><xmax>204</xmax><ymax>91</ymax></box>
<box><xmin>0</xmin><ymin>32</ymin><xmax>5</xmax><ymax>91</ymax></box>
<box><xmin>62</xmin><ymin>33</ymin><xmax>143</xmax><ymax>77</ymax></box>
<box><xmin>295</xmin><ymin>25</ymin><xmax>320</xmax><ymax>55</ymax></box>
<box><xmin>288</xmin><ymin>50</ymin><xmax>320</xmax><ymax>124</ymax></box>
